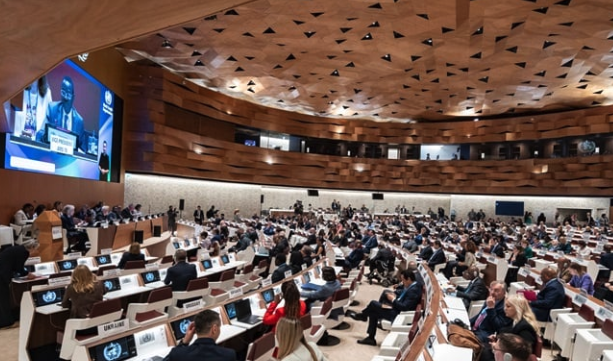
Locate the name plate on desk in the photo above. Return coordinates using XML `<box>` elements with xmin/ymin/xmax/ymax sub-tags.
<box><xmin>101</xmin><ymin>248</ymin><xmax>112</xmax><ymax>255</ymax></box>
<box><xmin>537</xmin><ymin>250</ymin><xmax>546</xmax><ymax>256</ymax></box>
<box><xmin>518</xmin><ymin>267</ymin><xmax>530</xmax><ymax>277</ymax></box>
<box><xmin>183</xmin><ymin>299</ymin><xmax>204</xmax><ymax>313</ymax></box>
<box><xmin>229</xmin><ymin>288</ymin><xmax>243</xmax><ymax>299</ymax></box>
<box><xmin>284</xmin><ymin>270</ymin><xmax>292</xmax><ymax>278</ymax></box>
<box><xmin>487</xmin><ymin>256</ymin><xmax>496</xmax><ymax>263</ymax></box>
<box><xmin>605</xmin><ymin>300</ymin><xmax>613</xmax><ymax>311</ymax></box>
<box><xmin>261</xmin><ymin>278</ymin><xmax>272</xmax><ymax>287</ymax></box>
<box><xmin>301</xmin><ymin>264</ymin><xmax>307</xmax><ymax>271</ymax></box>
<box><xmin>25</xmin><ymin>257</ymin><xmax>41</xmax><ymax>266</ymax></box>
<box><xmin>145</xmin><ymin>263</ymin><xmax>159</xmax><ymax>271</ymax></box>
<box><xmin>51</xmin><ymin>226</ymin><xmax>62</xmax><ymax>240</ymax></box>
<box><xmin>98</xmin><ymin>319</ymin><xmax>128</xmax><ymax>338</ymax></box>
<box><xmin>65</xmin><ymin>252</ymin><xmax>82</xmax><ymax>259</ymax></box>
<box><xmin>103</xmin><ymin>269</ymin><xmax>122</xmax><ymax>277</ymax></box>
<box><xmin>48</xmin><ymin>276</ymin><xmax>71</xmax><ymax>286</ymax></box>
<box><xmin>597</xmin><ymin>307</ymin><xmax>613</xmax><ymax>320</ymax></box>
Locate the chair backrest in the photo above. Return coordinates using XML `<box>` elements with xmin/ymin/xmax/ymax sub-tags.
<box><xmin>320</xmin><ymin>296</ymin><xmax>333</xmax><ymax>316</ymax></box>
<box><xmin>219</xmin><ymin>269</ymin><xmax>235</xmax><ymax>282</ymax></box>
<box><xmin>333</xmin><ymin>288</ymin><xmax>350</xmax><ymax>302</ymax></box>
<box><xmin>578</xmin><ymin>304</ymin><xmax>594</xmax><ymax>322</ymax></box>
<box><xmin>159</xmin><ymin>255</ymin><xmax>174</xmax><ymax>264</ymax></box>
<box><xmin>246</xmin><ymin>332</ymin><xmax>275</xmax><ymax>361</ymax></box>
<box><xmin>257</xmin><ymin>259</ymin><xmax>268</xmax><ymax>270</ymax></box>
<box><xmin>602</xmin><ymin>318</ymin><xmax>613</xmax><ymax>339</ymax></box>
<box><xmin>412</xmin><ymin>304</ymin><xmax>423</xmax><ymax>323</ymax></box>
<box><xmin>533</xmin><ymin>335</ymin><xmax>542</xmax><ymax>358</ymax></box>
<box><xmin>89</xmin><ymin>298</ymin><xmax>122</xmax><ymax>318</ymax></box>
<box><xmin>186</xmin><ymin>277</ymin><xmax>209</xmax><ymax>291</ymax></box>
<box><xmin>408</xmin><ymin>318</ymin><xmax>420</xmax><ymax>342</ymax></box>
<box><xmin>124</xmin><ymin>260</ymin><xmax>146</xmax><ymax>270</ymax></box>
<box><xmin>356</xmin><ymin>266</ymin><xmax>364</xmax><ymax>282</ymax></box>
<box><xmin>243</xmin><ymin>264</ymin><xmax>253</xmax><ymax>274</ymax></box>
<box><xmin>300</xmin><ymin>313</ymin><xmax>312</xmax><ymax>329</ymax></box>
<box><xmin>525</xmin><ymin>275</ymin><xmax>535</xmax><ymax>287</ymax></box>
<box><xmin>148</xmin><ymin>286</ymin><xmax>173</xmax><ymax>303</ymax></box>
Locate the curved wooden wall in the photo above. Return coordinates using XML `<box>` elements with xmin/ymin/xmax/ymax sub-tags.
<box><xmin>159</xmin><ymin>70</ymin><xmax>613</xmax><ymax>145</ymax></box>
<box><xmin>124</xmin><ymin>66</ymin><xmax>613</xmax><ymax>196</ymax></box>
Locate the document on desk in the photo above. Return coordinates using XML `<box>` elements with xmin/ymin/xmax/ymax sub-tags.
<box><xmin>443</xmin><ymin>296</ymin><xmax>466</xmax><ymax>311</ymax></box>
<box><xmin>432</xmin><ymin>343</ymin><xmax>473</xmax><ymax>361</ymax></box>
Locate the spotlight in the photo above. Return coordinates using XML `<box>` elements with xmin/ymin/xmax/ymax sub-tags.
<box><xmin>162</xmin><ymin>40</ymin><xmax>173</xmax><ymax>48</ymax></box>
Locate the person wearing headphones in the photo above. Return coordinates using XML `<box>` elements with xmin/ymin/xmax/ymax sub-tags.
<box><xmin>164</xmin><ymin>249</ymin><xmax>197</xmax><ymax>291</ymax></box>
<box><xmin>491</xmin><ymin>333</ymin><xmax>532</xmax><ymax>361</ymax></box>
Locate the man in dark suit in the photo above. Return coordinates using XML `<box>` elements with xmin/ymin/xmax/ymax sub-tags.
<box><xmin>163</xmin><ymin>309</ymin><xmax>236</xmax><ymax>361</ymax></box>
<box><xmin>529</xmin><ymin>267</ymin><xmax>565</xmax><ymax>322</ymax></box>
<box><xmin>351</xmin><ymin>269</ymin><xmax>422</xmax><ymax>345</ymax></box>
<box><xmin>37</xmin><ymin>76</ymin><xmax>86</xmax><ymax>150</ymax></box>
<box><xmin>470</xmin><ymin>280</ymin><xmax>512</xmax><ymax>343</ymax></box>
<box><xmin>427</xmin><ymin>240</ymin><xmax>446</xmax><ymax>271</ymax></box>
<box><xmin>193</xmin><ymin>206</ymin><xmax>204</xmax><ymax>225</ymax></box>
<box><xmin>301</xmin><ymin>266</ymin><xmax>341</xmax><ymax>309</ymax></box>
<box><xmin>0</xmin><ymin>240</ymin><xmax>39</xmax><ymax>329</ymax></box>
<box><xmin>164</xmin><ymin>249</ymin><xmax>197</xmax><ymax>291</ymax></box>
<box><xmin>600</xmin><ymin>245</ymin><xmax>613</xmax><ymax>279</ymax></box>
<box><xmin>417</xmin><ymin>240</ymin><xmax>433</xmax><ymax>260</ymax></box>
<box><xmin>271</xmin><ymin>253</ymin><xmax>291</xmax><ymax>283</ymax></box>
<box><xmin>447</xmin><ymin>266</ymin><xmax>489</xmax><ymax>310</ymax></box>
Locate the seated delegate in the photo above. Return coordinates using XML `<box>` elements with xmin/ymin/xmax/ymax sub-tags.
<box><xmin>350</xmin><ymin>269</ymin><xmax>422</xmax><ymax>346</ymax></box>
<box><xmin>529</xmin><ymin>267</ymin><xmax>565</xmax><ymax>322</ymax></box>
<box><xmin>61</xmin><ymin>265</ymin><xmax>106</xmax><ymax>319</ymax></box>
<box><xmin>263</xmin><ymin>281</ymin><xmax>306</xmax><ymax>331</ymax></box>
<box><xmin>117</xmin><ymin>242</ymin><xmax>145</xmax><ymax>269</ymax></box>
<box><xmin>164</xmin><ymin>249</ymin><xmax>197</xmax><ymax>291</ymax></box>
<box><xmin>163</xmin><ymin>309</ymin><xmax>236</xmax><ymax>361</ymax></box>
<box><xmin>300</xmin><ymin>266</ymin><xmax>341</xmax><ymax>310</ymax></box>
<box><xmin>276</xmin><ymin>317</ymin><xmax>328</xmax><ymax>361</ymax></box>
<box><xmin>470</xmin><ymin>280</ymin><xmax>512</xmax><ymax>343</ymax></box>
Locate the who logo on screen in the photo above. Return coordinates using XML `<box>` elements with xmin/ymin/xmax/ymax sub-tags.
<box><xmin>105</xmin><ymin>90</ymin><xmax>113</xmax><ymax>106</ymax></box>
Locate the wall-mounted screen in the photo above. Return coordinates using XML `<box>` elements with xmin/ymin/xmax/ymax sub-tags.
<box><xmin>495</xmin><ymin>201</ymin><xmax>524</xmax><ymax>216</ymax></box>
<box><xmin>3</xmin><ymin>59</ymin><xmax>122</xmax><ymax>182</ymax></box>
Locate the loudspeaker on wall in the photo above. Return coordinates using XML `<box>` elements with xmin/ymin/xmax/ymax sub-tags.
<box><xmin>179</xmin><ymin>199</ymin><xmax>185</xmax><ymax>211</ymax></box>
<box><xmin>134</xmin><ymin>230</ymin><xmax>144</xmax><ymax>244</ymax></box>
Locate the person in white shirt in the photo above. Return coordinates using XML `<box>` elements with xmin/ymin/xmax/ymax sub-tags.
<box><xmin>13</xmin><ymin>203</ymin><xmax>33</xmax><ymax>226</ymax></box>
<box><xmin>276</xmin><ymin>317</ymin><xmax>328</xmax><ymax>361</ymax></box>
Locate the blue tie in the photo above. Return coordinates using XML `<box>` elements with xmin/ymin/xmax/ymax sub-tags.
<box><xmin>398</xmin><ymin>284</ymin><xmax>412</xmax><ymax>301</ymax></box>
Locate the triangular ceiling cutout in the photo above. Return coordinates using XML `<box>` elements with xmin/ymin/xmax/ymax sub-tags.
<box><xmin>470</xmin><ymin>52</ymin><xmax>482</xmax><ymax>59</ymax></box>
<box><xmin>559</xmin><ymin>22</ymin><xmax>574</xmax><ymax>27</ymax></box>
<box><xmin>345</xmin><ymin>62</ymin><xmax>355</xmax><ymax>67</ymax></box>
<box><xmin>293</xmin><ymin>20</ymin><xmax>305</xmax><ymax>25</ymax></box>
<box><xmin>533</xmin><ymin>7</ymin><xmax>549</xmax><ymax>14</ymax></box>
<box><xmin>417</xmin><ymin>14</ymin><xmax>429</xmax><ymax>20</ymax></box>
<box><xmin>368</xmin><ymin>3</ymin><xmax>383</xmax><ymax>9</ymax></box>
<box><xmin>224</xmin><ymin>9</ymin><xmax>239</xmax><ymax>15</ymax></box>
<box><xmin>286</xmin><ymin>54</ymin><xmax>296</xmax><ymax>60</ymax></box>
<box><xmin>555</xmin><ymin>0</ymin><xmax>571</xmax><ymax>5</ymax></box>
<box><xmin>495</xmin><ymin>35</ymin><xmax>507</xmax><ymax>42</ymax></box>
<box><xmin>242</xmin><ymin>32</ymin><xmax>254</xmax><ymax>37</ymax></box>
<box><xmin>515</xmin><ymin>62</ymin><xmax>526</xmax><ymax>68</ymax></box>
<box><xmin>511</xmin><ymin>21</ymin><xmax>525</xmax><ymax>29</ymax></box>
<box><xmin>263</xmin><ymin>27</ymin><xmax>275</xmax><ymax>34</ymax></box>
<box><xmin>213</xmin><ymin>28</ymin><xmax>225</xmax><ymax>33</ymax></box>
<box><xmin>393</xmin><ymin>31</ymin><xmax>405</xmax><ymax>38</ymax></box>
<box><xmin>442</xmin><ymin>27</ymin><xmax>454</xmax><ymax>33</ymax></box>
<box><xmin>506</xmin><ymin>46</ymin><xmax>518</xmax><ymax>53</ymax></box>
<box><xmin>543</xmin><ymin>41</ymin><xmax>556</xmax><ymax>49</ymax></box>
<box><xmin>340</xmin><ymin>27</ymin><xmax>352</xmax><ymax>33</ymax></box>
<box><xmin>561</xmin><ymin>59</ymin><xmax>573</xmax><ymax>67</ymax></box>
<box><xmin>330</xmin><ymin>69</ymin><xmax>340</xmax><ymax>76</ymax></box>
<box><xmin>311</xmin><ymin>12</ymin><xmax>324</xmax><ymax>17</ymax></box>
<box><xmin>183</xmin><ymin>27</ymin><xmax>196</xmax><ymax>35</ymax></box>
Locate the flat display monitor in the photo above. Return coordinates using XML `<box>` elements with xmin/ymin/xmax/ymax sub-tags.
<box><xmin>89</xmin><ymin>335</ymin><xmax>137</xmax><ymax>361</ymax></box>
<box><xmin>102</xmin><ymin>278</ymin><xmax>121</xmax><ymax>292</ymax></box>
<box><xmin>170</xmin><ymin>316</ymin><xmax>194</xmax><ymax>340</ymax></box>
<box><xmin>202</xmin><ymin>259</ymin><xmax>213</xmax><ymax>270</ymax></box>
<box><xmin>33</xmin><ymin>287</ymin><xmax>65</xmax><ymax>307</ymax></box>
<box><xmin>224</xmin><ymin>302</ymin><xmax>237</xmax><ymax>320</ymax></box>
<box><xmin>221</xmin><ymin>255</ymin><xmax>230</xmax><ymax>264</ymax></box>
<box><xmin>95</xmin><ymin>255</ymin><xmax>112</xmax><ymax>266</ymax></box>
<box><xmin>261</xmin><ymin>289</ymin><xmax>274</xmax><ymax>304</ymax></box>
<box><xmin>3</xmin><ymin>59</ymin><xmax>123</xmax><ymax>182</ymax></box>
<box><xmin>56</xmin><ymin>259</ymin><xmax>78</xmax><ymax>271</ymax></box>
<box><xmin>495</xmin><ymin>201</ymin><xmax>524</xmax><ymax>216</ymax></box>
<box><xmin>140</xmin><ymin>271</ymin><xmax>161</xmax><ymax>284</ymax></box>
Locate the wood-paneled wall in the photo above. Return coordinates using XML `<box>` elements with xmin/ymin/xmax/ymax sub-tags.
<box><xmin>158</xmin><ymin>69</ymin><xmax>613</xmax><ymax>145</ymax></box>
<box><xmin>123</xmin><ymin>65</ymin><xmax>613</xmax><ymax>197</ymax></box>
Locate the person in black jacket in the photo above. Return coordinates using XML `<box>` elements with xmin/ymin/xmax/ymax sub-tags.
<box><xmin>529</xmin><ymin>267</ymin><xmax>565</xmax><ymax>322</ymax></box>
<box><xmin>427</xmin><ymin>240</ymin><xmax>446</xmax><ymax>271</ymax></box>
<box><xmin>164</xmin><ymin>249</ymin><xmax>197</xmax><ymax>291</ymax></box>
<box><xmin>164</xmin><ymin>309</ymin><xmax>236</xmax><ymax>361</ymax></box>
<box><xmin>117</xmin><ymin>242</ymin><xmax>146</xmax><ymax>269</ymax></box>
<box><xmin>470</xmin><ymin>280</ymin><xmax>512</xmax><ymax>343</ymax></box>
<box><xmin>505</xmin><ymin>245</ymin><xmax>528</xmax><ymax>286</ymax></box>
<box><xmin>0</xmin><ymin>240</ymin><xmax>39</xmax><ymax>329</ymax></box>
<box><xmin>351</xmin><ymin>270</ymin><xmax>422</xmax><ymax>346</ymax></box>
<box><xmin>271</xmin><ymin>253</ymin><xmax>292</xmax><ymax>283</ymax></box>
<box><xmin>446</xmin><ymin>266</ymin><xmax>489</xmax><ymax>310</ymax></box>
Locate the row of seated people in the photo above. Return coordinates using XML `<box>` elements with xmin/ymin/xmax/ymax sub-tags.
<box><xmin>19</xmin><ymin>236</ymin><xmax>361</xmax><ymax>361</ymax></box>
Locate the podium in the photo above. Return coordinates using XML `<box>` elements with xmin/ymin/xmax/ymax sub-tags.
<box><xmin>33</xmin><ymin>211</ymin><xmax>63</xmax><ymax>261</ymax></box>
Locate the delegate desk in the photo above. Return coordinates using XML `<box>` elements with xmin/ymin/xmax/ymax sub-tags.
<box><xmin>62</xmin><ymin>258</ymin><xmax>328</xmax><ymax>361</ymax></box>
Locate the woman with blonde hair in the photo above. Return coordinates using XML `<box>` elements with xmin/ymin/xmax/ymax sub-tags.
<box><xmin>117</xmin><ymin>242</ymin><xmax>145</xmax><ymax>269</ymax></box>
<box><xmin>61</xmin><ymin>265</ymin><xmax>106</xmax><ymax>318</ymax></box>
<box><xmin>276</xmin><ymin>317</ymin><xmax>328</xmax><ymax>361</ymax></box>
<box><xmin>483</xmin><ymin>294</ymin><xmax>539</xmax><ymax>361</ymax></box>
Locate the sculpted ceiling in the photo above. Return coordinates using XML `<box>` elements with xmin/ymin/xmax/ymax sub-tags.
<box><xmin>117</xmin><ymin>0</ymin><xmax>613</xmax><ymax>122</ymax></box>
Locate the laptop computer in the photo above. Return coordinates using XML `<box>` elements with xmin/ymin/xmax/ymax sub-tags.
<box><xmin>95</xmin><ymin>255</ymin><xmax>112</xmax><ymax>266</ymax></box>
<box><xmin>103</xmin><ymin>278</ymin><xmax>122</xmax><ymax>292</ymax></box>
<box><xmin>261</xmin><ymin>289</ymin><xmax>275</xmax><ymax>305</ymax></box>
<box><xmin>57</xmin><ymin>259</ymin><xmax>78</xmax><ymax>272</ymax></box>
<box><xmin>235</xmin><ymin>299</ymin><xmax>261</xmax><ymax>325</ymax></box>
<box><xmin>33</xmin><ymin>287</ymin><xmax>66</xmax><ymax>307</ymax></box>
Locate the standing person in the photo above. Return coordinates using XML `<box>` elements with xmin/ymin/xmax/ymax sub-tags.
<box><xmin>276</xmin><ymin>317</ymin><xmax>328</xmax><ymax>361</ymax></box>
<box><xmin>263</xmin><ymin>281</ymin><xmax>307</xmax><ymax>331</ymax></box>
<box><xmin>193</xmin><ymin>206</ymin><xmax>204</xmax><ymax>225</ymax></box>
<box><xmin>167</xmin><ymin>205</ymin><xmax>178</xmax><ymax>234</ymax></box>
<box><xmin>164</xmin><ymin>309</ymin><xmax>236</xmax><ymax>361</ymax></box>
<box><xmin>61</xmin><ymin>265</ymin><xmax>106</xmax><ymax>318</ymax></box>
<box><xmin>117</xmin><ymin>242</ymin><xmax>146</xmax><ymax>269</ymax></box>
<box><xmin>0</xmin><ymin>240</ymin><xmax>39</xmax><ymax>329</ymax></box>
<box><xmin>206</xmin><ymin>206</ymin><xmax>217</xmax><ymax>219</ymax></box>
<box><xmin>98</xmin><ymin>140</ymin><xmax>110</xmax><ymax>181</ymax></box>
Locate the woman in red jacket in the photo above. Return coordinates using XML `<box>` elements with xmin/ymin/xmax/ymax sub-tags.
<box><xmin>263</xmin><ymin>280</ymin><xmax>306</xmax><ymax>331</ymax></box>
